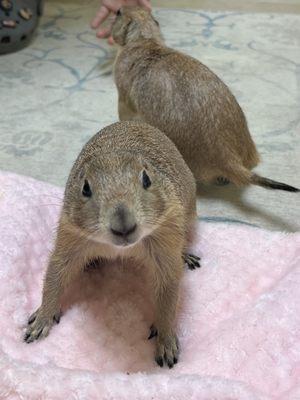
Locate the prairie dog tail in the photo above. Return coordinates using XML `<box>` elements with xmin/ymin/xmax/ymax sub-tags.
<box><xmin>224</xmin><ymin>165</ymin><xmax>299</xmax><ymax>192</ymax></box>
<box><xmin>250</xmin><ymin>173</ymin><xmax>299</xmax><ymax>192</ymax></box>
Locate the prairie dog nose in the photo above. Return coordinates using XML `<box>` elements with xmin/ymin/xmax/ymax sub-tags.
<box><xmin>110</xmin><ymin>205</ymin><xmax>137</xmax><ymax>237</ymax></box>
<box><xmin>111</xmin><ymin>223</ymin><xmax>137</xmax><ymax>237</ymax></box>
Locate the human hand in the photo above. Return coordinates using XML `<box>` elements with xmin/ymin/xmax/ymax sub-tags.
<box><xmin>91</xmin><ymin>0</ymin><xmax>151</xmax><ymax>44</ymax></box>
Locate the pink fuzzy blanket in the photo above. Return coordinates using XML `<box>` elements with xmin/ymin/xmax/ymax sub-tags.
<box><xmin>0</xmin><ymin>171</ymin><xmax>299</xmax><ymax>400</ymax></box>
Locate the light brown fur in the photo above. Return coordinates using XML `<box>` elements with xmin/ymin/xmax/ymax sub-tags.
<box><xmin>112</xmin><ymin>6</ymin><xmax>299</xmax><ymax>193</ymax></box>
<box><xmin>24</xmin><ymin>121</ymin><xmax>198</xmax><ymax>368</ymax></box>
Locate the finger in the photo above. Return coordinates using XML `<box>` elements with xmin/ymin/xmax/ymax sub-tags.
<box><xmin>91</xmin><ymin>6</ymin><xmax>110</xmax><ymax>29</ymax></box>
<box><xmin>96</xmin><ymin>15</ymin><xmax>115</xmax><ymax>39</ymax></box>
<box><xmin>96</xmin><ymin>26</ymin><xmax>112</xmax><ymax>38</ymax></box>
<box><xmin>104</xmin><ymin>0</ymin><xmax>123</xmax><ymax>13</ymax></box>
<box><xmin>138</xmin><ymin>0</ymin><xmax>152</xmax><ymax>10</ymax></box>
<box><xmin>96</xmin><ymin>12</ymin><xmax>115</xmax><ymax>37</ymax></box>
<box><xmin>107</xmin><ymin>36</ymin><xmax>115</xmax><ymax>45</ymax></box>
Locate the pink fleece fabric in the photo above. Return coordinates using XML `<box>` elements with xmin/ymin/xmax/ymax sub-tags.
<box><xmin>0</xmin><ymin>171</ymin><xmax>299</xmax><ymax>400</ymax></box>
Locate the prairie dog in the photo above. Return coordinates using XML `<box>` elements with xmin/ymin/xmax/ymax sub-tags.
<box><xmin>112</xmin><ymin>7</ymin><xmax>299</xmax><ymax>193</ymax></box>
<box><xmin>24</xmin><ymin>121</ymin><xmax>199</xmax><ymax>368</ymax></box>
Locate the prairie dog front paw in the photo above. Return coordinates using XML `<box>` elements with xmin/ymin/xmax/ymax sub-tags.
<box><xmin>24</xmin><ymin>307</ymin><xmax>61</xmax><ymax>343</ymax></box>
<box><xmin>155</xmin><ymin>331</ymin><xmax>179</xmax><ymax>368</ymax></box>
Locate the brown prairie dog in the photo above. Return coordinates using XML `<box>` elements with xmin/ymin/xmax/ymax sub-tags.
<box><xmin>24</xmin><ymin>121</ymin><xmax>199</xmax><ymax>368</ymax></box>
<box><xmin>112</xmin><ymin>6</ymin><xmax>299</xmax><ymax>193</ymax></box>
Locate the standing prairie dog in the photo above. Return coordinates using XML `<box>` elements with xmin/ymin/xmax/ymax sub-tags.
<box><xmin>24</xmin><ymin>121</ymin><xmax>199</xmax><ymax>368</ymax></box>
<box><xmin>112</xmin><ymin>7</ymin><xmax>299</xmax><ymax>193</ymax></box>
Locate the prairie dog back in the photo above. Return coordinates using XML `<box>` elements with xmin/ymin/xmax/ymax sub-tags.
<box><xmin>113</xmin><ymin>6</ymin><xmax>299</xmax><ymax>193</ymax></box>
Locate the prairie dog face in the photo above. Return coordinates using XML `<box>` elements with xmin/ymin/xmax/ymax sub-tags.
<box><xmin>64</xmin><ymin>154</ymin><xmax>167</xmax><ymax>249</ymax></box>
<box><xmin>111</xmin><ymin>6</ymin><xmax>162</xmax><ymax>45</ymax></box>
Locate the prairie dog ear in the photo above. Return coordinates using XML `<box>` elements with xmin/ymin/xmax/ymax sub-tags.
<box><xmin>112</xmin><ymin>16</ymin><xmax>134</xmax><ymax>46</ymax></box>
<box><xmin>125</xmin><ymin>19</ymin><xmax>142</xmax><ymax>42</ymax></box>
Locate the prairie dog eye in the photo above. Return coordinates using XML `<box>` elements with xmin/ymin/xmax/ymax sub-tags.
<box><xmin>142</xmin><ymin>170</ymin><xmax>151</xmax><ymax>190</ymax></box>
<box><xmin>116</xmin><ymin>9</ymin><xmax>121</xmax><ymax>16</ymax></box>
<box><xmin>82</xmin><ymin>180</ymin><xmax>92</xmax><ymax>198</ymax></box>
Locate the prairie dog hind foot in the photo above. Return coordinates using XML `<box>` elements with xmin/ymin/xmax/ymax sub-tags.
<box><xmin>183</xmin><ymin>253</ymin><xmax>201</xmax><ymax>270</ymax></box>
<box><xmin>215</xmin><ymin>176</ymin><xmax>230</xmax><ymax>186</ymax></box>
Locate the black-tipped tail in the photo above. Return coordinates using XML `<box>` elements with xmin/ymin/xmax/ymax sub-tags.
<box><xmin>251</xmin><ymin>174</ymin><xmax>299</xmax><ymax>192</ymax></box>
